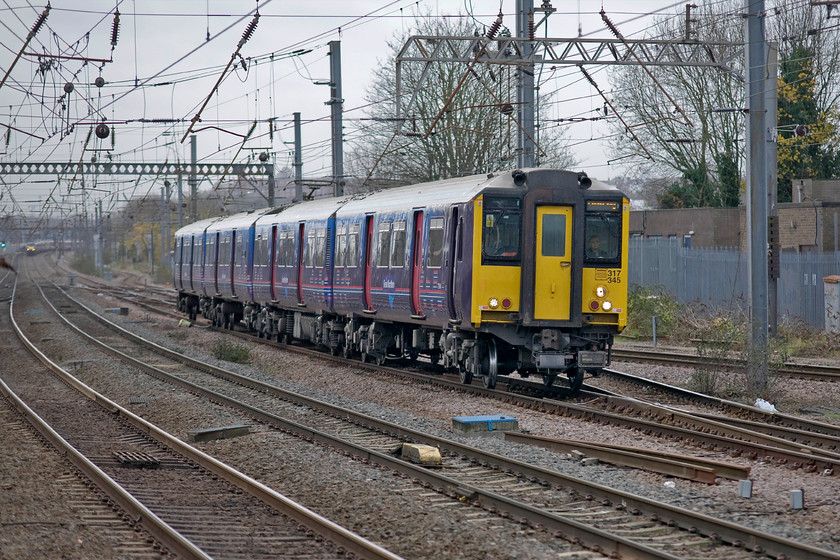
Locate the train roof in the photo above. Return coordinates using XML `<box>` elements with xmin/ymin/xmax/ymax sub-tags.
<box><xmin>338</xmin><ymin>173</ymin><xmax>498</xmax><ymax>216</ymax></box>
<box><xmin>205</xmin><ymin>207</ymin><xmax>278</xmax><ymax>233</ymax></box>
<box><xmin>255</xmin><ymin>195</ymin><xmax>352</xmax><ymax>226</ymax></box>
<box><xmin>174</xmin><ymin>216</ymin><xmax>221</xmax><ymax>237</ymax></box>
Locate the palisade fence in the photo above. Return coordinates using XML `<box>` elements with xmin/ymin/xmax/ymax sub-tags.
<box><xmin>628</xmin><ymin>237</ymin><xmax>840</xmax><ymax>329</ymax></box>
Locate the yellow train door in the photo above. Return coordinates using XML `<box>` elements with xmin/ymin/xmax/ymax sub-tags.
<box><xmin>534</xmin><ymin>206</ymin><xmax>573</xmax><ymax>320</ymax></box>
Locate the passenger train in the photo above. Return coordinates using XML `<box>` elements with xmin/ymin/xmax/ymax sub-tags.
<box><xmin>173</xmin><ymin>168</ymin><xmax>629</xmax><ymax>391</ymax></box>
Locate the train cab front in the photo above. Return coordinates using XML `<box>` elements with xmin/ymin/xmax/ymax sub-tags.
<box><xmin>518</xmin><ymin>170</ymin><xmax>629</xmax><ymax>392</ymax></box>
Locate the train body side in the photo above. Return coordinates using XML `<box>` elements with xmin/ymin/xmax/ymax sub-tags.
<box><xmin>173</xmin><ymin>168</ymin><xmax>628</xmax><ymax>391</ymax></box>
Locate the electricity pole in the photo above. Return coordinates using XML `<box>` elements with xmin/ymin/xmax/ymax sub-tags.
<box><xmin>516</xmin><ymin>0</ymin><xmax>535</xmax><ymax>168</ymax></box>
<box><xmin>745</xmin><ymin>0</ymin><xmax>769</xmax><ymax>388</ymax></box>
<box><xmin>293</xmin><ymin>112</ymin><xmax>303</xmax><ymax>203</ymax></box>
<box><xmin>328</xmin><ymin>41</ymin><xmax>344</xmax><ymax>196</ymax></box>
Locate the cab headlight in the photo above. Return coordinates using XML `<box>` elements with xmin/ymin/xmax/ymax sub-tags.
<box><xmin>595</xmin><ymin>285</ymin><xmax>607</xmax><ymax>298</ymax></box>
<box><xmin>602</xmin><ymin>301</ymin><xmax>612</xmax><ymax>311</ymax></box>
<box><xmin>489</xmin><ymin>297</ymin><xmax>499</xmax><ymax>309</ymax></box>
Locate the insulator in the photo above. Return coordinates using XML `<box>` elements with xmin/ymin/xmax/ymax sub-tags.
<box><xmin>600</xmin><ymin>9</ymin><xmax>622</xmax><ymax>40</ymax></box>
<box><xmin>578</xmin><ymin>65</ymin><xmax>597</xmax><ymax>88</ymax></box>
<box><xmin>238</xmin><ymin>13</ymin><xmax>260</xmax><ymax>48</ymax></box>
<box><xmin>29</xmin><ymin>5</ymin><xmax>50</xmax><ymax>39</ymax></box>
<box><xmin>528</xmin><ymin>12</ymin><xmax>535</xmax><ymax>40</ymax></box>
<box><xmin>486</xmin><ymin>12</ymin><xmax>503</xmax><ymax>39</ymax></box>
<box><xmin>111</xmin><ymin>10</ymin><xmax>120</xmax><ymax>47</ymax></box>
<box><xmin>5</xmin><ymin>126</ymin><xmax>10</xmax><ymax>147</ymax></box>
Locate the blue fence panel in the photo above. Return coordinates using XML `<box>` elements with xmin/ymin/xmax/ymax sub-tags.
<box><xmin>629</xmin><ymin>238</ymin><xmax>840</xmax><ymax>329</ymax></box>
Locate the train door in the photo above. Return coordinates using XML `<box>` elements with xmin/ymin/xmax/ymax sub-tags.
<box><xmin>446</xmin><ymin>207</ymin><xmax>460</xmax><ymax>322</ymax></box>
<box><xmin>269</xmin><ymin>225</ymin><xmax>277</xmax><ymax>301</ymax></box>
<box><xmin>213</xmin><ymin>232</ymin><xmax>221</xmax><ymax>295</ymax></box>
<box><xmin>230</xmin><ymin>230</ymin><xmax>237</xmax><ymax>297</ymax></box>
<box><xmin>297</xmin><ymin>223</ymin><xmax>305</xmax><ymax>306</ymax></box>
<box><xmin>363</xmin><ymin>215</ymin><xmax>374</xmax><ymax>312</ymax></box>
<box><xmin>533</xmin><ymin>206</ymin><xmax>573</xmax><ymax>321</ymax></box>
<box><xmin>410</xmin><ymin>211</ymin><xmax>423</xmax><ymax>317</ymax></box>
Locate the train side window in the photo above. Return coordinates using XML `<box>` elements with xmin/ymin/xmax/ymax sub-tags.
<box><xmin>391</xmin><ymin>221</ymin><xmax>406</xmax><ymax>268</ymax></box>
<box><xmin>427</xmin><ymin>217</ymin><xmax>444</xmax><ymax>268</ymax></box>
<box><xmin>315</xmin><ymin>228</ymin><xmax>326</xmax><ymax>268</ymax></box>
<box><xmin>255</xmin><ymin>233</ymin><xmax>267</xmax><ymax>269</ymax></box>
<box><xmin>377</xmin><ymin>222</ymin><xmax>391</xmax><ymax>267</ymax></box>
<box><xmin>219</xmin><ymin>236</ymin><xmax>231</xmax><ymax>265</ymax></box>
<box><xmin>305</xmin><ymin>229</ymin><xmax>316</xmax><ymax>267</ymax></box>
<box><xmin>541</xmin><ymin>214</ymin><xmax>567</xmax><ymax>257</ymax></box>
<box><xmin>335</xmin><ymin>226</ymin><xmax>347</xmax><ymax>268</ymax></box>
<box><xmin>347</xmin><ymin>224</ymin><xmax>359</xmax><ymax>267</ymax></box>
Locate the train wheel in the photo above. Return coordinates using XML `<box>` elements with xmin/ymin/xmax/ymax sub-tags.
<box><xmin>568</xmin><ymin>368</ymin><xmax>584</xmax><ymax>393</ymax></box>
<box><xmin>481</xmin><ymin>340</ymin><xmax>498</xmax><ymax>389</ymax></box>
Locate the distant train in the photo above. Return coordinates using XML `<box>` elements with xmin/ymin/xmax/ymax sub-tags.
<box><xmin>173</xmin><ymin>168</ymin><xmax>629</xmax><ymax>391</ymax></box>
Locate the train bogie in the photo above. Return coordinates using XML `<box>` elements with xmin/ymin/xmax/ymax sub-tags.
<box><xmin>173</xmin><ymin>168</ymin><xmax>629</xmax><ymax>393</ymax></box>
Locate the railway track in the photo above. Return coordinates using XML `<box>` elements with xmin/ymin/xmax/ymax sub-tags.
<box><xmin>612</xmin><ymin>346</ymin><xmax>840</xmax><ymax>382</ymax></box>
<box><xmin>42</xmin><ymin>271</ymin><xmax>840</xmax><ymax>559</ymax></box>
<box><xmin>9</xmin><ymin>265</ymin><xmax>405</xmax><ymax>560</ymax></box>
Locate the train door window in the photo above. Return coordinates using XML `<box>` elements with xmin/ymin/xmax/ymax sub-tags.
<box><xmin>391</xmin><ymin>221</ymin><xmax>406</xmax><ymax>268</ymax></box>
<box><xmin>377</xmin><ymin>222</ymin><xmax>391</xmax><ymax>267</ymax></box>
<box><xmin>315</xmin><ymin>228</ymin><xmax>326</xmax><ymax>268</ymax></box>
<box><xmin>541</xmin><ymin>214</ymin><xmax>567</xmax><ymax>257</ymax></box>
<box><xmin>347</xmin><ymin>224</ymin><xmax>359</xmax><ymax>267</ymax></box>
<box><xmin>238</xmin><ymin>233</ymin><xmax>247</xmax><ymax>267</ymax></box>
<box><xmin>584</xmin><ymin>200</ymin><xmax>622</xmax><ymax>263</ymax></box>
<box><xmin>305</xmin><ymin>229</ymin><xmax>316</xmax><ymax>267</ymax></box>
<box><xmin>282</xmin><ymin>231</ymin><xmax>294</xmax><ymax>266</ymax></box>
<box><xmin>219</xmin><ymin>235</ymin><xmax>231</xmax><ymax>265</ymax></box>
<box><xmin>255</xmin><ymin>232</ymin><xmax>268</xmax><ymax>270</ymax></box>
<box><xmin>335</xmin><ymin>225</ymin><xmax>347</xmax><ymax>267</ymax></box>
<box><xmin>482</xmin><ymin>196</ymin><xmax>522</xmax><ymax>264</ymax></box>
<box><xmin>427</xmin><ymin>217</ymin><xmax>445</xmax><ymax>268</ymax></box>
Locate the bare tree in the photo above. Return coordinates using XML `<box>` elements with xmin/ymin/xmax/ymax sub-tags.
<box><xmin>347</xmin><ymin>14</ymin><xmax>575</xmax><ymax>185</ymax></box>
<box><xmin>607</xmin><ymin>0</ymin><xmax>746</xmax><ymax>208</ymax></box>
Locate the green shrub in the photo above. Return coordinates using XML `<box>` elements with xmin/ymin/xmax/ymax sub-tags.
<box><xmin>624</xmin><ymin>286</ymin><xmax>680</xmax><ymax>338</ymax></box>
<box><xmin>213</xmin><ymin>340</ymin><xmax>250</xmax><ymax>364</ymax></box>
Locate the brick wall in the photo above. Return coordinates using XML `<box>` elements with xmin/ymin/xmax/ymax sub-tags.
<box><xmin>632</xmin><ymin>203</ymin><xmax>840</xmax><ymax>252</ymax></box>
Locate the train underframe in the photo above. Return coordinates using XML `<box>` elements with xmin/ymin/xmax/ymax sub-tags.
<box><xmin>179</xmin><ymin>293</ymin><xmax>612</xmax><ymax>392</ymax></box>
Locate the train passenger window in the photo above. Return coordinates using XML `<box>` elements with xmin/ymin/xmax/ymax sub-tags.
<box><xmin>305</xmin><ymin>230</ymin><xmax>316</xmax><ymax>267</ymax></box>
<box><xmin>427</xmin><ymin>217</ymin><xmax>445</xmax><ymax>268</ymax></box>
<box><xmin>347</xmin><ymin>225</ymin><xmax>359</xmax><ymax>267</ymax></box>
<box><xmin>238</xmin><ymin>233</ymin><xmax>247</xmax><ymax>267</ymax></box>
<box><xmin>377</xmin><ymin>222</ymin><xmax>391</xmax><ymax>267</ymax></box>
<box><xmin>219</xmin><ymin>236</ymin><xmax>231</xmax><ymax>265</ymax></box>
<box><xmin>541</xmin><ymin>214</ymin><xmax>566</xmax><ymax>257</ymax></box>
<box><xmin>315</xmin><ymin>228</ymin><xmax>326</xmax><ymax>268</ymax></box>
<box><xmin>255</xmin><ymin>233</ymin><xmax>268</xmax><ymax>269</ymax></box>
<box><xmin>391</xmin><ymin>221</ymin><xmax>406</xmax><ymax>268</ymax></box>
<box><xmin>335</xmin><ymin>227</ymin><xmax>347</xmax><ymax>267</ymax></box>
<box><xmin>482</xmin><ymin>197</ymin><xmax>521</xmax><ymax>263</ymax></box>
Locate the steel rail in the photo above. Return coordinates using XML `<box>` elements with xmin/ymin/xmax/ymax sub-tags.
<box><xmin>21</xmin><ymin>278</ymin><xmax>406</xmax><ymax>560</ymax></box>
<box><xmin>612</xmin><ymin>347</ymin><xmax>840</xmax><ymax>382</ymax></box>
<box><xmin>598</xmin><ymin>368</ymin><xmax>840</xmax><ymax>439</ymax></box>
<box><xmin>7</xmin><ymin>279</ymin><xmax>213</xmax><ymax>560</ymax></box>
<box><xmin>48</xmin><ymin>281</ymin><xmax>840</xmax><ymax>560</ymax></box>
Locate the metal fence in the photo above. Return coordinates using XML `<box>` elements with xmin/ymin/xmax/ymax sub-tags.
<box><xmin>628</xmin><ymin>237</ymin><xmax>840</xmax><ymax>329</ymax></box>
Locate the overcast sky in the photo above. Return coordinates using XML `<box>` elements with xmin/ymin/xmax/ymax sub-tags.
<box><xmin>0</xmin><ymin>1</ymin><xmax>690</xmax><ymax>218</ymax></box>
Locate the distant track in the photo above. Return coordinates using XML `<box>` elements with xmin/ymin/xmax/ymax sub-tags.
<box><xmin>613</xmin><ymin>346</ymin><xmax>840</xmax><ymax>382</ymax></box>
